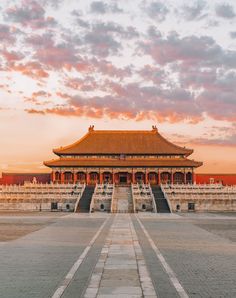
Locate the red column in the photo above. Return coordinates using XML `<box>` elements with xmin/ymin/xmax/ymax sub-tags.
<box><xmin>192</xmin><ymin>170</ymin><xmax>196</xmax><ymax>184</ymax></box>
<box><xmin>184</xmin><ymin>171</ymin><xmax>187</xmax><ymax>184</ymax></box>
<box><xmin>51</xmin><ymin>171</ymin><xmax>55</xmax><ymax>183</ymax></box>
<box><xmin>145</xmin><ymin>171</ymin><xmax>148</xmax><ymax>184</ymax></box>
<box><xmin>61</xmin><ymin>172</ymin><xmax>64</xmax><ymax>184</ymax></box>
<box><xmin>132</xmin><ymin>171</ymin><xmax>135</xmax><ymax>184</ymax></box>
<box><xmin>99</xmin><ymin>172</ymin><xmax>103</xmax><ymax>184</ymax></box>
<box><xmin>158</xmin><ymin>170</ymin><xmax>161</xmax><ymax>185</ymax></box>
<box><xmin>73</xmin><ymin>172</ymin><xmax>77</xmax><ymax>184</ymax></box>
<box><xmin>112</xmin><ymin>172</ymin><xmax>115</xmax><ymax>184</ymax></box>
<box><xmin>86</xmin><ymin>172</ymin><xmax>90</xmax><ymax>185</ymax></box>
<box><xmin>171</xmin><ymin>171</ymin><xmax>174</xmax><ymax>185</ymax></box>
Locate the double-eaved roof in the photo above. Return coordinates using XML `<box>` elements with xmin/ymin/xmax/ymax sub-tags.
<box><xmin>53</xmin><ymin>127</ymin><xmax>193</xmax><ymax>156</ymax></box>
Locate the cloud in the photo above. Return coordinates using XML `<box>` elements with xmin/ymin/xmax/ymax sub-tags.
<box><xmin>91</xmin><ymin>22</ymin><xmax>139</xmax><ymax>40</ymax></box>
<box><xmin>192</xmin><ymin>70</ymin><xmax>236</xmax><ymax>121</ymax></box>
<box><xmin>65</xmin><ymin>77</ymin><xmax>99</xmax><ymax>92</ymax></box>
<box><xmin>179</xmin><ymin>68</ymin><xmax>217</xmax><ymax>89</ymax></box>
<box><xmin>26</xmin><ymin>32</ymin><xmax>87</xmax><ymax>71</ymax></box>
<box><xmin>71</xmin><ymin>12</ymin><xmax>90</xmax><ymax>29</ymax></box>
<box><xmin>10</xmin><ymin>61</ymin><xmax>49</xmax><ymax>79</ymax></box>
<box><xmin>144</xmin><ymin>1</ymin><xmax>169</xmax><ymax>22</ymax></box>
<box><xmin>171</xmin><ymin>124</ymin><xmax>236</xmax><ymax>147</ymax></box>
<box><xmin>0</xmin><ymin>49</ymin><xmax>24</xmax><ymax>62</ymax></box>
<box><xmin>138</xmin><ymin>64</ymin><xmax>165</xmax><ymax>84</ymax></box>
<box><xmin>5</xmin><ymin>0</ymin><xmax>56</xmax><ymax>28</ymax></box>
<box><xmin>24</xmin><ymin>90</ymin><xmax>52</xmax><ymax>105</ymax></box>
<box><xmin>92</xmin><ymin>58</ymin><xmax>132</xmax><ymax>78</ymax></box>
<box><xmin>82</xmin><ymin>21</ymin><xmax>139</xmax><ymax>57</ymax></box>
<box><xmin>32</xmin><ymin>90</ymin><xmax>51</xmax><ymax>98</ymax></box>
<box><xmin>191</xmin><ymin>133</ymin><xmax>236</xmax><ymax>147</ymax></box>
<box><xmin>2</xmin><ymin>0</ymin><xmax>236</xmax><ymax>130</ymax></box>
<box><xmin>91</xmin><ymin>1</ymin><xmax>106</xmax><ymax>14</ymax></box>
<box><xmin>26</xmin><ymin>32</ymin><xmax>54</xmax><ymax>47</ymax></box>
<box><xmin>180</xmin><ymin>0</ymin><xmax>207</xmax><ymax>21</ymax></box>
<box><xmin>215</xmin><ymin>3</ymin><xmax>235</xmax><ymax>19</ymax></box>
<box><xmin>26</xmin><ymin>109</ymin><xmax>46</xmax><ymax>115</ymax></box>
<box><xmin>25</xmin><ymin>81</ymin><xmax>202</xmax><ymax>124</ymax></box>
<box><xmin>230</xmin><ymin>31</ymin><xmax>236</xmax><ymax>39</ymax></box>
<box><xmin>84</xmin><ymin>28</ymin><xmax>121</xmax><ymax>57</ymax></box>
<box><xmin>0</xmin><ymin>84</ymin><xmax>11</xmax><ymax>93</ymax></box>
<box><xmin>38</xmin><ymin>0</ymin><xmax>63</xmax><ymax>9</ymax></box>
<box><xmin>178</xmin><ymin>65</ymin><xmax>236</xmax><ymax>122</ymax></box>
<box><xmin>140</xmin><ymin>30</ymin><xmax>236</xmax><ymax>68</ymax></box>
<box><xmin>35</xmin><ymin>43</ymin><xmax>79</xmax><ymax>69</ymax></box>
<box><xmin>0</xmin><ymin>24</ymin><xmax>16</xmax><ymax>44</ymax></box>
<box><xmin>90</xmin><ymin>1</ymin><xmax>123</xmax><ymax>14</ymax></box>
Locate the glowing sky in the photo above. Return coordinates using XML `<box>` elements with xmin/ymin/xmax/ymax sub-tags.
<box><xmin>0</xmin><ymin>0</ymin><xmax>236</xmax><ymax>174</ymax></box>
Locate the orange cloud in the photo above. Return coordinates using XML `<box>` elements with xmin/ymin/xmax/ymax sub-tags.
<box><xmin>10</xmin><ymin>62</ymin><xmax>49</xmax><ymax>79</ymax></box>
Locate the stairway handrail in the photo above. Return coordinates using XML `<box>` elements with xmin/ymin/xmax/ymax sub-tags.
<box><xmin>160</xmin><ymin>184</ymin><xmax>172</xmax><ymax>213</ymax></box>
<box><xmin>89</xmin><ymin>183</ymin><xmax>97</xmax><ymax>213</ymax></box>
<box><xmin>111</xmin><ymin>183</ymin><xmax>116</xmax><ymax>213</ymax></box>
<box><xmin>74</xmin><ymin>183</ymin><xmax>85</xmax><ymax>213</ymax></box>
<box><xmin>110</xmin><ymin>183</ymin><xmax>115</xmax><ymax>213</ymax></box>
<box><xmin>131</xmin><ymin>183</ymin><xmax>136</xmax><ymax>213</ymax></box>
<box><xmin>149</xmin><ymin>183</ymin><xmax>157</xmax><ymax>213</ymax></box>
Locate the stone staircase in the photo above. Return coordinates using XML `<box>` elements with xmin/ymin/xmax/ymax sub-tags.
<box><xmin>76</xmin><ymin>185</ymin><xmax>95</xmax><ymax>213</ymax></box>
<box><xmin>112</xmin><ymin>186</ymin><xmax>133</xmax><ymax>213</ymax></box>
<box><xmin>151</xmin><ymin>186</ymin><xmax>171</xmax><ymax>213</ymax></box>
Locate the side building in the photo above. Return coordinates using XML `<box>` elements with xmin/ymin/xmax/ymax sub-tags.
<box><xmin>44</xmin><ymin>126</ymin><xmax>202</xmax><ymax>184</ymax></box>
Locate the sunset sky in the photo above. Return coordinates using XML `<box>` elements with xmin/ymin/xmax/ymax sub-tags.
<box><xmin>1</xmin><ymin>0</ymin><xmax>236</xmax><ymax>174</ymax></box>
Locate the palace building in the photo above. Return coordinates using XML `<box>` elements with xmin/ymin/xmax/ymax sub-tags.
<box><xmin>44</xmin><ymin>126</ymin><xmax>202</xmax><ymax>185</ymax></box>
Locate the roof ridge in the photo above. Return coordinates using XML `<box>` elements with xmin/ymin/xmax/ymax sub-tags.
<box><xmin>91</xmin><ymin>130</ymin><xmax>157</xmax><ymax>133</ymax></box>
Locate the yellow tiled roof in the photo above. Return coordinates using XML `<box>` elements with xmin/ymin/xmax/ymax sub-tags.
<box><xmin>53</xmin><ymin>128</ymin><xmax>193</xmax><ymax>156</ymax></box>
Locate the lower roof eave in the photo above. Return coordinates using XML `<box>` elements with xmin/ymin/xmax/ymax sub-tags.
<box><xmin>44</xmin><ymin>160</ymin><xmax>203</xmax><ymax>168</ymax></box>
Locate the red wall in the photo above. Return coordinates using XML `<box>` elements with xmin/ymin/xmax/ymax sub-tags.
<box><xmin>196</xmin><ymin>174</ymin><xmax>236</xmax><ymax>186</ymax></box>
<box><xmin>0</xmin><ymin>173</ymin><xmax>51</xmax><ymax>185</ymax></box>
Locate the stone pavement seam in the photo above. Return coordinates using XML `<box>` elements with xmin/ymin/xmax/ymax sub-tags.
<box><xmin>135</xmin><ymin>215</ymin><xmax>189</xmax><ymax>298</ymax></box>
<box><xmin>51</xmin><ymin>215</ymin><xmax>111</xmax><ymax>298</ymax></box>
<box><xmin>83</xmin><ymin>230</ymin><xmax>112</xmax><ymax>298</ymax></box>
<box><xmin>129</xmin><ymin>216</ymin><xmax>157</xmax><ymax>297</ymax></box>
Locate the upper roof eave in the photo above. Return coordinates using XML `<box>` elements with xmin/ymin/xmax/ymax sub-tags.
<box><xmin>52</xmin><ymin>128</ymin><xmax>193</xmax><ymax>156</ymax></box>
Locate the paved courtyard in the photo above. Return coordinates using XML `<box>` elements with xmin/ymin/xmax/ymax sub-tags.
<box><xmin>0</xmin><ymin>212</ymin><xmax>235</xmax><ymax>297</ymax></box>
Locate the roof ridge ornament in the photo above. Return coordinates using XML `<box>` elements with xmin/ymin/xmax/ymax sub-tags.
<box><xmin>152</xmin><ymin>125</ymin><xmax>158</xmax><ymax>132</ymax></box>
<box><xmin>88</xmin><ymin>125</ymin><xmax>94</xmax><ymax>132</ymax></box>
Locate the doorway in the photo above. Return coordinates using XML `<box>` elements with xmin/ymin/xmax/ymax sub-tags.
<box><xmin>119</xmin><ymin>173</ymin><xmax>128</xmax><ymax>184</ymax></box>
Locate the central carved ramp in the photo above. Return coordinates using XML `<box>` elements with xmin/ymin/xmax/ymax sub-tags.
<box><xmin>112</xmin><ymin>186</ymin><xmax>133</xmax><ymax>213</ymax></box>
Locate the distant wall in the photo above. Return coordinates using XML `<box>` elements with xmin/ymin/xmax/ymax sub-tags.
<box><xmin>196</xmin><ymin>174</ymin><xmax>236</xmax><ymax>186</ymax></box>
<box><xmin>0</xmin><ymin>173</ymin><xmax>51</xmax><ymax>185</ymax></box>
